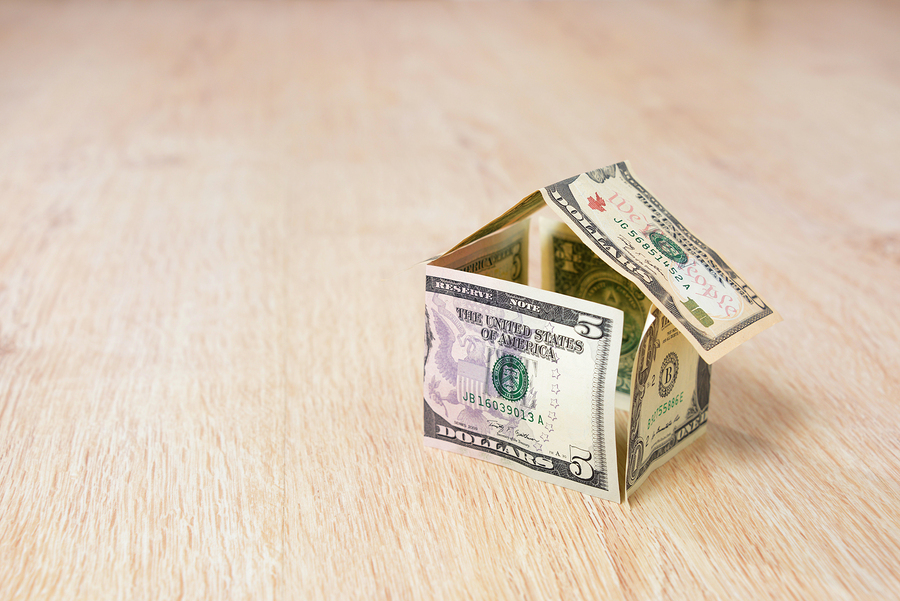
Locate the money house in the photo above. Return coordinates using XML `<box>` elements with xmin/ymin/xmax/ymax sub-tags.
<box><xmin>423</xmin><ymin>161</ymin><xmax>780</xmax><ymax>502</ymax></box>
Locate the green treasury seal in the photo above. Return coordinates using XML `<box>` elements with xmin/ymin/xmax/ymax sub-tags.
<box><xmin>492</xmin><ymin>355</ymin><xmax>529</xmax><ymax>402</ymax></box>
<box><xmin>649</xmin><ymin>231</ymin><xmax>688</xmax><ymax>265</ymax></box>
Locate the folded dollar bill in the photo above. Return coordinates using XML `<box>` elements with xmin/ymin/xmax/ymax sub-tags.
<box><xmin>424</xmin><ymin>161</ymin><xmax>780</xmax><ymax>501</ymax></box>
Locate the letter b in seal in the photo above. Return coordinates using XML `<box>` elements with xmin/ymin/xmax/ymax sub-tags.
<box><xmin>658</xmin><ymin>352</ymin><xmax>679</xmax><ymax>398</ymax></box>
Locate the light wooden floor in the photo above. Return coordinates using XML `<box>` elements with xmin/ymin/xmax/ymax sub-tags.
<box><xmin>1</xmin><ymin>0</ymin><xmax>899</xmax><ymax>598</ymax></box>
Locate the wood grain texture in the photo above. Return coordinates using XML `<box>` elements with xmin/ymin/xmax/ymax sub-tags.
<box><xmin>1</xmin><ymin>0</ymin><xmax>899</xmax><ymax>599</ymax></box>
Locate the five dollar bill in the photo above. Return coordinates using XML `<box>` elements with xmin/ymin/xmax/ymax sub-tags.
<box><xmin>423</xmin><ymin>161</ymin><xmax>780</xmax><ymax>500</ymax></box>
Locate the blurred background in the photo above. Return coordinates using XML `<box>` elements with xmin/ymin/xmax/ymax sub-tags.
<box><xmin>1</xmin><ymin>1</ymin><xmax>898</xmax><ymax>599</ymax></box>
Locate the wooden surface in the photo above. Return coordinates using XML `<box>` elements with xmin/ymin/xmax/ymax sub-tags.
<box><xmin>1</xmin><ymin>0</ymin><xmax>899</xmax><ymax>598</ymax></box>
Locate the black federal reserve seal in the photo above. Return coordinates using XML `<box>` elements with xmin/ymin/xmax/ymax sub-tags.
<box><xmin>492</xmin><ymin>355</ymin><xmax>529</xmax><ymax>402</ymax></box>
<box><xmin>658</xmin><ymin>352</ymin><xmax>679</xmax><ymax>398</ymax></box>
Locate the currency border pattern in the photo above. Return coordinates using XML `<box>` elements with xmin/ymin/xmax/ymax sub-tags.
<box><xmin>425</xmin><ymin>275</ymin><xmax>608</xmax><ymax>331</ymax></box>
<box><xmin>627</xmin><ymin>313</ymin><xmax>660</xmax><ymax>487</ymax></box>
<box><xmin>423</xmin><ymin>400</ymin><xmax>611</xmax><ymax>492</ymax></box>
<box><xmin>590</xmin><ymin>325</ymin><xmax>613</xmax><ymax>490</ymax></box>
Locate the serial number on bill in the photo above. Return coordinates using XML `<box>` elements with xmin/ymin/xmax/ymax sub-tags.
<box><xmin>461</xmin><ymin>392</ymin><xmax>546</xmax><ymax>425</ymax></box>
